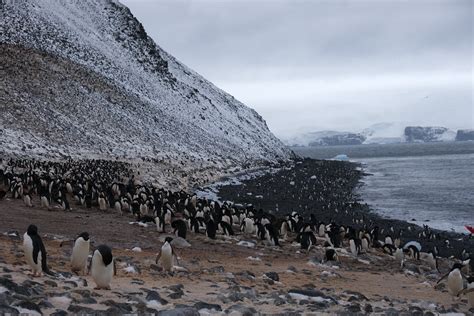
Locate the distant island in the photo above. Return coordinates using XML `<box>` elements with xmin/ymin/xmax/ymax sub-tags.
<box><xmin>284</xmin><ymin>124</ymin><xmax>474</xmax><ymax>147</ymax></box>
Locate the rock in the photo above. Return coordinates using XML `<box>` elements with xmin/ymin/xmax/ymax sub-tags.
<box><xmin>193</xmin><ymin>301</ymin><xmax>222</xmax><ymax>311</ymax></box>
<box><xmin>0</xmin><ymin>278</ymin><xmax>31</xmax><ymax>296</ymax></box>
<box><xmin>288</xmin><ymin>289</ymin><xmax>333</xmax><ymax>301</ymax></box>
<box><xmin>16</xmin><ymin>301</ymin><xmax>42</xmax><ymax>315</ymax></box>
<box><xmin>74</xmin><ymin>296</ymin><xmax>97</xmax><ymax>304</ymax></box>
<box><xmin>209</xmin><ymin>266</ymin><xmax>225</xmax><ymax>273</ymax></box>
<box><xmin>50</xmin><ymin>310</ymin><xmax>68</xmax><ymax>316</ymax></box>
<box><xmin>225</xmin><ymin>304</ymin><xmax>258</xmax><ymax>316</ymax></box>
<box><xmin>39</xmin><ymin>300</ymin><xmax>54</xmax><ymax>309</ymax></box>
<box><xmin>274</xmin><ymin>297</ymin><xmax>286</xmax><ymax>306</ymax></box>
<box><xmin>146</xmin><ymin>290</ymin><xmax>169</xmax><ymax>305</ymax></box>
<box><xmin>102</xmin><ymin>300</ymin><xmax>133</xmax><ymax>313</ymax></box>
<box><xmin>157</xmin><ymin>307</ymin><xmax>199</xmax><ymax>316</ymax></box>
<box><xmin>346</xmin><ymin>303</ymin><xmax>361</xmax><ymax>313</ymax></box>
<box><xmin>364</xmin><ymin>304</ymin><xmax>373</xmax><ymax>313</ymax></box>
<box><xmin>343</xmin><ymin>290</ymin><xmax>368</xmax><ymax>301</ymax></box>
<box><xmin>168</xmin><ymin>292</ymin><xmax>184</xmax><ymax>299</ymax></box>
<box><xmin>44</xmin><ymin>280</ymin><xmax>58</xmax><ymax>287</ymax></box>
<box><xmin>168</xmin><ymin>284</ymin><xmax>184</xmax><ymax>292</ymax></box>
<box><xmin>67</xmin><ymin>305</ymin><xmax>98</xmax><ymax>314</ymax></box>
<box><xmin>235</xmin><ymin>270</ymin><xmax>255</xmax><ymax>281</ymax></box>
<box><xmin>264</xmin><ymin>272</ymin><xmax>279</xmax><ymax>282</ymax></box>
<box><xmin>0</xmin><ymin>304</ymin><xmax>19</xmax><ymax>315</ymax></box>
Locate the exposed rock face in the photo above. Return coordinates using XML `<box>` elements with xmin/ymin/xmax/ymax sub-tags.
<box><xmin>403</xmin><ymin>126</ymin><xmax>454</xmax><ymax>143</ymax></box>
<box><xmin>0</xmin><ymin>0</ymin><xmax>291</xmax><ymax>168</ymax></box>
<box><xmin>455</xmin><ymin>129</ymin><xmax>474</xmax><ymax>141</ymax></box>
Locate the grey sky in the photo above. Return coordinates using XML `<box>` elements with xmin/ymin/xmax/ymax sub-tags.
<box><xmin>122</xmin><ymin>0</ymin><xmax>473</xmax><ymax>138</ymax></box>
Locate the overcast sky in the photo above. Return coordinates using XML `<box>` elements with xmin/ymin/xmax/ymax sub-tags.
<box><xmin>122</xmin><ymin>0</ymin><xmax>473</xmax><ymax>138</ymax></box>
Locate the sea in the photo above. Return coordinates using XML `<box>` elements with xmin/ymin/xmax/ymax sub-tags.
<box><xmin>293</xmin><ymin>141</ymin><xmax>474</xmax><ymax>233</ymax></box>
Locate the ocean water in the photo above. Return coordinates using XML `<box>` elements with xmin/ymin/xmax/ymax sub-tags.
<box><xmin>293</xmin><ymin>141</ymin><xmax>474</xmax><ymax>233</ymax></box>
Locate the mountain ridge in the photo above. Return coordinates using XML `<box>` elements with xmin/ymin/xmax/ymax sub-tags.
<box><xmin>0</xmin><ymin>0</ymin><xmax>291</xmax><ymax>178</ymax></box>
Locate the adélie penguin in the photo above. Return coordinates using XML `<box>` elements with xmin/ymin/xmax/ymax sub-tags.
<box><xmin>23</xmin><ymin>224</ymin><xmax>52</xmax><ymax>276</ymax></box>
<box><xmin>91</xmin><ymin>244</ymin><xmax>115</xmax><ymax>289</ymax></box>
<box><xmin>437</xmin><ymin>263</ymin><xmax>466</xmax><ymax>297</ymax></box>
<box><xmin>156</xmin><ymin>237</ymin><xmax>178</xmax><ymax>272</ymax></box>
<box><xmin>457</xmin><ymin>276</ymin><xmax>474</xmax><ymax>309</ymax></box>
<box><xmin>70</xmin><ymin>232</ymin><xmax>90</xmax><ymax>275</ymax></box>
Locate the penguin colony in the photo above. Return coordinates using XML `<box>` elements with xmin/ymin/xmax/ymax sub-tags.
<box><xmin>1</xmin><ymin>157</ymin><xmax>472</xmax><ymax>304</ymax></box>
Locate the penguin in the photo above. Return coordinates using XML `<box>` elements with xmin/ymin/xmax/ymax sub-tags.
<box><xmin>171</xmin><ymin>219</ymin><xmax>187</xmax><ymax>239</ymax></box>
<box><xmin>219</xmin><ymin>221</ymin><xmax>234</xmax><ymax>236</ymax></box>
<box><xmin>421</xmin><ymin>250</ymin><xmax>439</xmax><ymax>272</ymax></box>
<box><xmin>70</xmin><ymin>232</ymin><xmax>90</xmax><ymax>275</ymax></box>
<box><xmin>90</xmin><ymin>245</ymin><xmax>115</xmax><ymax>290</ymax></box>
<box><xmin>300</xmin><ymin>231</ymin><xmax>317</xmax><ymax>252</ymax></box>
<box><xmin>264</xmin><ymin>224</ymin><xmax>280</xmax><ymax>246</ymax></box>
<box><xmin>206</xmin><ymin>219</ymin><xmax>217</xmax><ymax>239</ymax></box>
<box><xmin>241</xmin><ymin>217</ymin><xmax>255</xmax><ymax>235</ymax></box>
<box><xmin>40</xmin><ymin>194</ymin><xmax>50</xmax><ymax>209</ymax></box>
<box><xmin>457</xmin><ymin>276</ymin><xmax>474</xmax><ymax>309</ymax></box>
<box><xmin>437</xmin><ymin>263</ymin><xmax>465</xmax><ymax>296</ymax></box>
<box><xmin>323</xmin><ymin>248</ymin><xmax>338</xmax><ymax>263</ymax></box>
<box><xmin>349</xmin><ymin>238</ymin><xmax>362</xmax><ymax>256</ymax></box>
<box><xmin>156</xmin><ymin>237</ymin><xmax>178</xmax><ymax>272</ymax></box>
<box><xmin>23</xmin><ymin>192</ymin><xmax>33</xmax><ymax>207</ymax></box>
<box><xmin>361</xmin><ymin>236</ymin><xmax>370</xmax><ymax>252</ymax></box>
<box><xmin>23</xmin><ymin>224</ymin><xmax>51</xmax><ymax>276</ymax></box>
<box><xmin>98</xmin><ymin>194</ymin><xmax>107</xmax><ymax>211</ymax></box>
<box><xmin>394</xmin><ymin>247</ymin><xmax>404</xmax><ymax>268</ymax></box>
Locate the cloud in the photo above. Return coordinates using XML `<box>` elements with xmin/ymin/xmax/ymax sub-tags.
<box><xmin>122</xmin><ymin>0</ymin><xmax>473</xmax><ymax>137</ymax></box>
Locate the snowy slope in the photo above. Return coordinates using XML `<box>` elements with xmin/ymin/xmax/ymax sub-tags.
<box><xmin>0</xmin><ymin>0</ymin><xmax>291</xmax><ymax>169</ymax></box>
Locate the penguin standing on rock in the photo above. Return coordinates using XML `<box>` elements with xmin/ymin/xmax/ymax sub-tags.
<box><xmin>437</xmin><ymin>263</ymin><xmax>466</xmax><ymax>297</ymax></box>
<box><xmin>69</xmin><ymin>232</ymin><xmax>90</xmax><ymax>275</ymax></box>
<box><xmin>156</xmin><ymin>237</ymin><xmax>178</xmax><ymax>272</ymax></box>
<box><xmin>90</xmin><ymin>245</ymin><xmax>115</xmax><ymax>290</ymax></box>
<box><xmin>23</xmin><ymin>224</ymin><xmax>52</xmax><ymax>276</ymax></box>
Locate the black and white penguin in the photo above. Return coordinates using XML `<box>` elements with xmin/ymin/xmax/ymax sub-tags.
<box><xmin>300</xmin><ymin>231</ymin><xmax>317</xmax><ymax>252</ymax></box>
<box><xmin>206</xmin><ymin>219</ymin><xmax>217</xmax><ymax>240</ymax></box>
<box><xmin>23</xmin><ymin>192</ymin><xmax>33</xmax><ymax>207</ymax></box>
<box><xmin>70</xmin><ymin>232</ymin><xmax>90</xmax><ymax>275</ymax></box>
<box><xmin>349</xmin><ymin>238</ymin><xmax>362</xmax><ymax>256</ymax></box>
<box><xmin>91</xmin><ymin>245</ymin><xmax>115</xmax><ymax>290</ymax></box>
<box><xmin>457</xmin><ymin>276</ymin><xmax>474</xmax><ymax>309</ymax></box>
<box><xmin>172</xmin><ymin>219</ymin><xmax>187</xmax><ymax>239</ymax></box>
<box><xmin>264</xmin><ymin>224</ymin><xmax>280</xmax><ymax>246</ymax></box>
<box><xmin>324</xmin><ymin>248</ymin><xmax>338</xmax><ymax>263</ymax></box>
<box><xmin>156</xmin><ymin>237</ymin><xmax>178</xmax><ymax>272</ymax></box>
<box><xmin>23</xmin><ymin>224</ymin><xmax>51</xmax><ymax>276</ymax></box>
<box><xmin>219</xmin><ymin>221</ymin><xmax>234</xmax><ymax>236</ymax></box>
<box><xmin>437</xmin><ymin>263</ymin><xmax>465</xmax><ymax>296</ymax></box>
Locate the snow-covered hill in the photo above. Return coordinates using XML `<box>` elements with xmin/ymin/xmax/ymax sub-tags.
<box><xmin>0</xmin><ymin>0</ymin><xmax>291</xmax><ymax>174</ymax></box>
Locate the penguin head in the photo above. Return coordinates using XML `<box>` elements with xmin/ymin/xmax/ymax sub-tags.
<box><xmin>165</xmin><ymin>237</ymin><xmax>173</xmax><ymax>244</ymax></box>
<box><xmin>451</xmin><ymin>262</ymin><xmax>464</xmax><ymax>272</ymax></box>
<box><xmin>27</xmin><ymin>224</ymin><xmax>38</xmax><ymax>236</ymax></box>
<box><xmin>78</xmin><ymin>232</ymin><xmax>90</xmax><ymax>241</ymax></box>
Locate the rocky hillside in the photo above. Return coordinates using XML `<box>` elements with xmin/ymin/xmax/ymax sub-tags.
<box><xmin>0</xmin><ymin>0</ymin><xmax>291</xmax><ymax>169</ymax></box>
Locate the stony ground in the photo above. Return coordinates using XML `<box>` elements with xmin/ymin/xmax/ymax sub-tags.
<box><xmin>0</xmin><ymin>198</ymin><xmax>473</xmax><ymax>315</ymax></box>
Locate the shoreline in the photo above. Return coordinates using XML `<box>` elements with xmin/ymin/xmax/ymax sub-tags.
<box><xmin>211</xmin><ymin>157</ymin><xmax>473</xmax><ymax>258</ymax></box>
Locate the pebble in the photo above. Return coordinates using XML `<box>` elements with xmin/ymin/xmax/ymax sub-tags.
<box><xmin>264</xmin><ymin>272</ymin><xmax>279</xmax><ymax>282</ymax></box>
<box><xmin>193</xmin><ymin>301</ymin><xmax>222</xmax><ymax>311</ymax></box>
<box><xmin>146</xmin><ymin>290</ymin><xmax>169</xmax><ymax>305</ymax></box>
<box><xmin>225</xmin><ymin>304</ymin><xmax>258</xmax><ymax>316</ymax></box>
<box><xmin>156</xmin><ymin>307</ymin><xmax>199</xmax><ymax>316</ymax></box>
